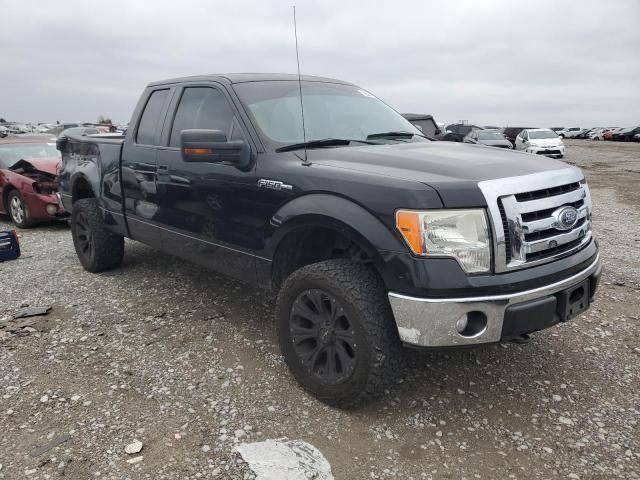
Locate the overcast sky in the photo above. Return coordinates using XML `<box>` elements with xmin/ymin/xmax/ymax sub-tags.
<box><xmin>1</xmin><ymin>0</ymin><xmax>638</xmax><ymax>127</ymax></box>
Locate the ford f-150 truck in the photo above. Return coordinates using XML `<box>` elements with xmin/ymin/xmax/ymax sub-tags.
<box><xmin>57</xmin><ymin>74</ymin><xmax>601</xmax><ymax>408</ymax></box>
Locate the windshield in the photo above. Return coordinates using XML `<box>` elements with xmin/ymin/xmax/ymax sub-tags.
<box><xmin>233</xmin><ymin>81</ymin><xmax>424</xmax><ymax>147</ymax></box>
<box><xmin>529</xmin><ymin>130</ymin><xmax>559</xmax><ymax>139</ymax></box>
<box><xmin>476</xmin><ymin>131</ymin><xmax>505</xmax><ymax>140</ymax></box>
<box><xmin>0</xmin><ymin>143</ymin><xmax>59</xmax><ymax>169</ymax></box>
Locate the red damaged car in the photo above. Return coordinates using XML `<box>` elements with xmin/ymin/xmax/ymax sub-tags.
<box><xmin>0</xmin><ymin>135</ymin><xmax>67</xmax><ymax>227</ymax></box>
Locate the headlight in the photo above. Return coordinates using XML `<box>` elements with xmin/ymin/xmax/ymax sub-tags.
<box><xmin>396</xmin><ymin>209</ymin><xmax>491</xmax><ymax>273</ymax></box>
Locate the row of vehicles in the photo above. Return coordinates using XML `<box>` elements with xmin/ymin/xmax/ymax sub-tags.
<box><xmin>551</xmin><ymin>126</ymin><xmax>640</xmax><ymax>142</ymax></box>
<box><xmin>0</xmin><ymin>122</ymin><xmax>127</xmax><ymax>138</ymax></box>
<box><xmin>404</xmin><ymin>121</ymin><xmax>566</xmax><ymax>158</ymax></box>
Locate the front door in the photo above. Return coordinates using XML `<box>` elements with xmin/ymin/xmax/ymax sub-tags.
<box><xmin>156</xmin><ymin>84</ymin><xmax>261</xmax><ymax>283</ymax></box>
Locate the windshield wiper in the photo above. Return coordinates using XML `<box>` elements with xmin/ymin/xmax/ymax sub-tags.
<box><xmin>276</xmin><ymin>138</ymin><xmax>377</xmax><ymax>152</ymax></box>
<box><xmin>366</xmin><ymin>131</ymin><xmax>425</xmax><ymax>140</ymax></box>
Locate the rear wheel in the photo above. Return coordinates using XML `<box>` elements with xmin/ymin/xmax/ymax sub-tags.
<box><xmin>71</xmin><ymin>198</ymin><xmax>124</xmax><ymax>272</ymax></box>
<box><xmin>276</xmin><ymin>260</ymin><xmax>404</xmax><ymax>408</ymax></box>
<box><xmin>8</xmin><ymin>190</ymin><xmax>32</xmax><ymax>228</ymax></box>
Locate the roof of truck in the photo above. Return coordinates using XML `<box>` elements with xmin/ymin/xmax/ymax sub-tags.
<box><xmin>149</xmin><ymin>73</ymin><xmax>354</xmax><ymax>87</ymax></box>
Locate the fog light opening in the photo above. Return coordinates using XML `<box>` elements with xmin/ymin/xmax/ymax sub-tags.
<box><xmin>46</xmin><ymin>204</ymin><xmax>58</xmax><ymax>215</ymax></box>
<box><xmin>457</xmin><ymin>311</ymin><xmax>488</xmax><ymax>338</ymax></box>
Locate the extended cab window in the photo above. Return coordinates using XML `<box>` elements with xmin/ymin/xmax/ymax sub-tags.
<box><xmin>169</xmin><ymin>87</ymin><xmax>236</xmax><ymax>147</ymax></box>
<box><xmin>136</xmin><ymin>89</ymin><xmax>169</xmax><ymax>145</ymax></box>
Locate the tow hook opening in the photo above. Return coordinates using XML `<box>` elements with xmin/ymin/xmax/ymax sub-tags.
<box><xmin>456</xmin><ymin>311</ymin><xmax>488</xmax><ymax>338</ymax></box>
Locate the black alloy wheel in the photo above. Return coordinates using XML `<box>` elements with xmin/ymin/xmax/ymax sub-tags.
<box><xmin>290</xmin><ymin>288</ymin><xmax>357</xmax><ymax>385</ymax></box>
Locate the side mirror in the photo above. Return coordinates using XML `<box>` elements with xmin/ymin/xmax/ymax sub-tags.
<box><xmin>181</xmin><ymin>129</ymin><xmax>250</xmax><ymax>168</ymax></box>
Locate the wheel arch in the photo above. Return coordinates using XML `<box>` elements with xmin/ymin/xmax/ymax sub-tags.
<box><xmin>265</xmin><ymin>194</ymin><xmax>406</xmax><ymax>289</ymax></box>
<box><xmin>71</xmin><ymin>174</ymin><xmax>96</xmax><ymax>203</ymax></box>
<box><xmin>2</xmin><ymin>183</ymin><xmax>17</xmax><ymax>212</ymax></box>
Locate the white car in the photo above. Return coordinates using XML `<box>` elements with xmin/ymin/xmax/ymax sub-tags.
<box><xmin>514</xmin><ymin>128</ymin><xmax>565</xmax><ymax>158</ymax></box>
<box><xmin>558</xmin><ymin>127</ymin><xmax>581</xmax><ymax>138</ymax></box>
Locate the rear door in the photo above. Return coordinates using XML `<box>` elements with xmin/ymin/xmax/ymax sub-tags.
<box><xmin>155</xmin><ymin>83</ymin><xmax>261</xmax><ymax>283</ymax></box>
<box><xmin>120</xmin><ymin>87</ymin><xmax>173</xmax><ymax>248</ymax></box>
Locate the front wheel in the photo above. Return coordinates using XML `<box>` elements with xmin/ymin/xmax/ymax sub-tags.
<box><xmin>8</xmin><ymin>190</ymin><xmax>32</xmax><ymax>228</ymax></box>
<box><xmin>71</xmin><ymin>198</ymin><xmax>124</xmax><ymax>272</ymax></box>
<box><xmin>276</xmin><ymin>260</ymin><xmax>404</xmax><ymax>408</ymax></box>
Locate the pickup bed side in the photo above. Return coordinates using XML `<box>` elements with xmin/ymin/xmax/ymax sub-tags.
<box><xmin>57</xmin><ymin>135</ymin><xmax>128</xmax><ymax>237</ymax></box>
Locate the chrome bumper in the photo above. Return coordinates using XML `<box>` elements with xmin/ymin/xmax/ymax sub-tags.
<box><xmin>389</xmin><ymin>254</ymin><xmax>601</xmax><ymax>347</ymax></box>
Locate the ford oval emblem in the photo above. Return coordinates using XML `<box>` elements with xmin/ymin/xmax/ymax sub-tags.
<box><xmin>553</xmin><ymin>206</ymin><xmax>579</xmax><ymax>230</ymax></box>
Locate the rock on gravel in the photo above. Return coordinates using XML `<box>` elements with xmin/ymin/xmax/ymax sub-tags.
<box><xmin>124</xmin><ymin>439</ymin><xmax>143</xmax><ymax>454</ymax></box>
<box><xmin>236</xmin><ymin>440</ymin><xmax>334</xmax><ymax>480</ymax></box>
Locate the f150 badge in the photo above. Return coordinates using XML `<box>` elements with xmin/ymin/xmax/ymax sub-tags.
<box><xmin>258</xmin><ymin>179</ymin><xmax>293</xmax><ymax>192</ymax></box>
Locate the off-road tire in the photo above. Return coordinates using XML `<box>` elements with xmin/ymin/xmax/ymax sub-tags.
<box><xmin>71</xmin><ymin>198</ymin><xmax>124</xmax><ymax>272</ymax></box>
<box><xmin>276</xmin><ymin>259</ymin><xmax>405</xmax><ymax>408</ymax></box>
<box><xmin>8</xmin><ymin>190</ymin><xmax>32</xmax><ymax>228</ymax></box>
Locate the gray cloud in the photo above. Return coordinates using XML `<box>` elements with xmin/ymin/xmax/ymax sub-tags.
<box><xmin>1</xmin><ymin>0</ymin><xmax>638</xmax><ymax>127</ymax></box>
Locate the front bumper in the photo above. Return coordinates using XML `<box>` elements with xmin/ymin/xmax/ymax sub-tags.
<box><xmin>389</xmin><ymin>254</ymin><xmax>601</xmax><ymax>348</ymax></box>
<box><xmin>527</xmin><ymin>144</ymin><xmax>565</xmax><ymax>156</ymax></box>
<box><xmin>23</xmin><ymin>191</ymin><xmax>68</xmax><ymax>221</ymax></box>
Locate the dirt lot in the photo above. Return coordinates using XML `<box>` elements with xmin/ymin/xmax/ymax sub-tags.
<box><xmin>1</xmin><ymin>139</ymin><xmax>639</xmax><ymax>479</ymax></box>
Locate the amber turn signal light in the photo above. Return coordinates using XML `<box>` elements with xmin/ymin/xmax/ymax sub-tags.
<box><xmin>184</xmin><ymin>148</ymin><xmax>213</xmax><ymax>155</ymax></box>
<box><xmin>396</xmin><ymin>210</ymin><xmax>423</xmax><ymax>254</ymax></box>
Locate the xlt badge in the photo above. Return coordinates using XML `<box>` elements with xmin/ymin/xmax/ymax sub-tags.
<box><xmin>258</xmin><ymin>179</ymin><xmax>293</xmax><ymax>192</ymax></box>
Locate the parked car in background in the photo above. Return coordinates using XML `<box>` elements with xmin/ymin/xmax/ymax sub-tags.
<box><xmin>577</xmin><ymin>128</ymin><xmax>599</xmax><ymax>139</ymax></box>
<box><xmin>603</xmin><ymin>128</ymin><xmax>623</xmax><ymax>141</ymax></box>
<box><xmin>514</xmin><ymin>128</ymin><xmax>564</xmax><ymax>158</ymax></box>
<box><xmin>502</xmin><ymin>127</ymin><xmax>535</xmax><ymax>146</ymax></box>
<box><xmin>463</xmin><ymin>129</ymin><xmax>513</xmax><ymax>149</ymax></box>
<box><xmin>588</xmin><ymin>128</ymin><xmax>613</xmax><ymax>141</ymax></box>
<box><xmin>402</xmin><ymin>114</ymin><xmax>441</xmax><ymax>139</ymax></box>
<box><xmin>613</xmin><ymin>126</ymin><xmax>640</xmax><ymax>142</ymax></box>
<box><xmin>59</xmin><ymin>126</ymin><xmax>100</xmax><ymax>137</ymax></box>
<box><xmin>550</xmin><ymin>127</ymin><xmax>564</xmax><ymax>134</ymax></box>
<box><xmin>443</xmin><ymin>123</ymin><xmax>483</xmax><ymax>142</ymax></box>
<box><xmin>558</xmin><ymin>127</ymin><xmax>581</xmax><ymax>138</ymax></box>
<box><xmin>0</xmin><ymin>135</ymin><xmax>66</xmax><ymax>227</ymax></box>
<box><xmin>45</xmin><ymin>123</ymin><xmax>80</xmax><ymax>136</ymax></box>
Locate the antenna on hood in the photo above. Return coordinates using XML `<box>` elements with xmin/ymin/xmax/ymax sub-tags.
<box><xmin>293</xmin><ymin>6</ymin><xmax>310</xmax><ymax>166</ymax></box>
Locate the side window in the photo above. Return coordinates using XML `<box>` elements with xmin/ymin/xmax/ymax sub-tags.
<box><xmin>136</xmin><ymin>89</ymin><xmax>169</xmax><ymax>145</ymax></box>
<box><xmin>169</xmin><ymin>87</ymin><xmax>238</xmax><ymax>147</ymax></box>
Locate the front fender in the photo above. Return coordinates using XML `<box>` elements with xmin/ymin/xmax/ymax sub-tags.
<box><xmin>259</xmin><ymin>193</ymin><xmax>416</xmax><ymax>290</ymax></box>
<box><xmin>263</xmin><ymin>193</ymin><xmax>406</xmax><ymax>259</ymax></box>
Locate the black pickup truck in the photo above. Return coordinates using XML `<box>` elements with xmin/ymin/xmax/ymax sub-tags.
<box><xmin>57</xmin><ymin>74</ymin><xmax>601</xmax><ymax>407</ymax></box>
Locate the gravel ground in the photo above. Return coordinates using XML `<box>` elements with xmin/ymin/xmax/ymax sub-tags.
<box><xmin>1</xmin><ymin>139</ymin><xmax>639</xmax><ymax>479</ymax></box>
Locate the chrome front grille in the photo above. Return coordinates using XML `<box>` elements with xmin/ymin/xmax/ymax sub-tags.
<box><xmin>478</xmin><ymin>168</ymin><xmax>593</xmax><ymax>272</ymax></box>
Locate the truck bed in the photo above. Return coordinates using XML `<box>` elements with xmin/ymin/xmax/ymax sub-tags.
<box><xmin>57</xmin><ymin>133</ymin><xmax>128</xmax><ymax>237</ymax></box>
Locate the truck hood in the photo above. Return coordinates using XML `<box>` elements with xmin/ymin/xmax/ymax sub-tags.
<box><xmin>309</xmin><ymin>141</ymin><xmax>570</xmax><ymax>184</ymax></box>
<box><xmin>307</xmin><ymin>141</ymin><xmax>577</xmax><ymax>207</ymax></box>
